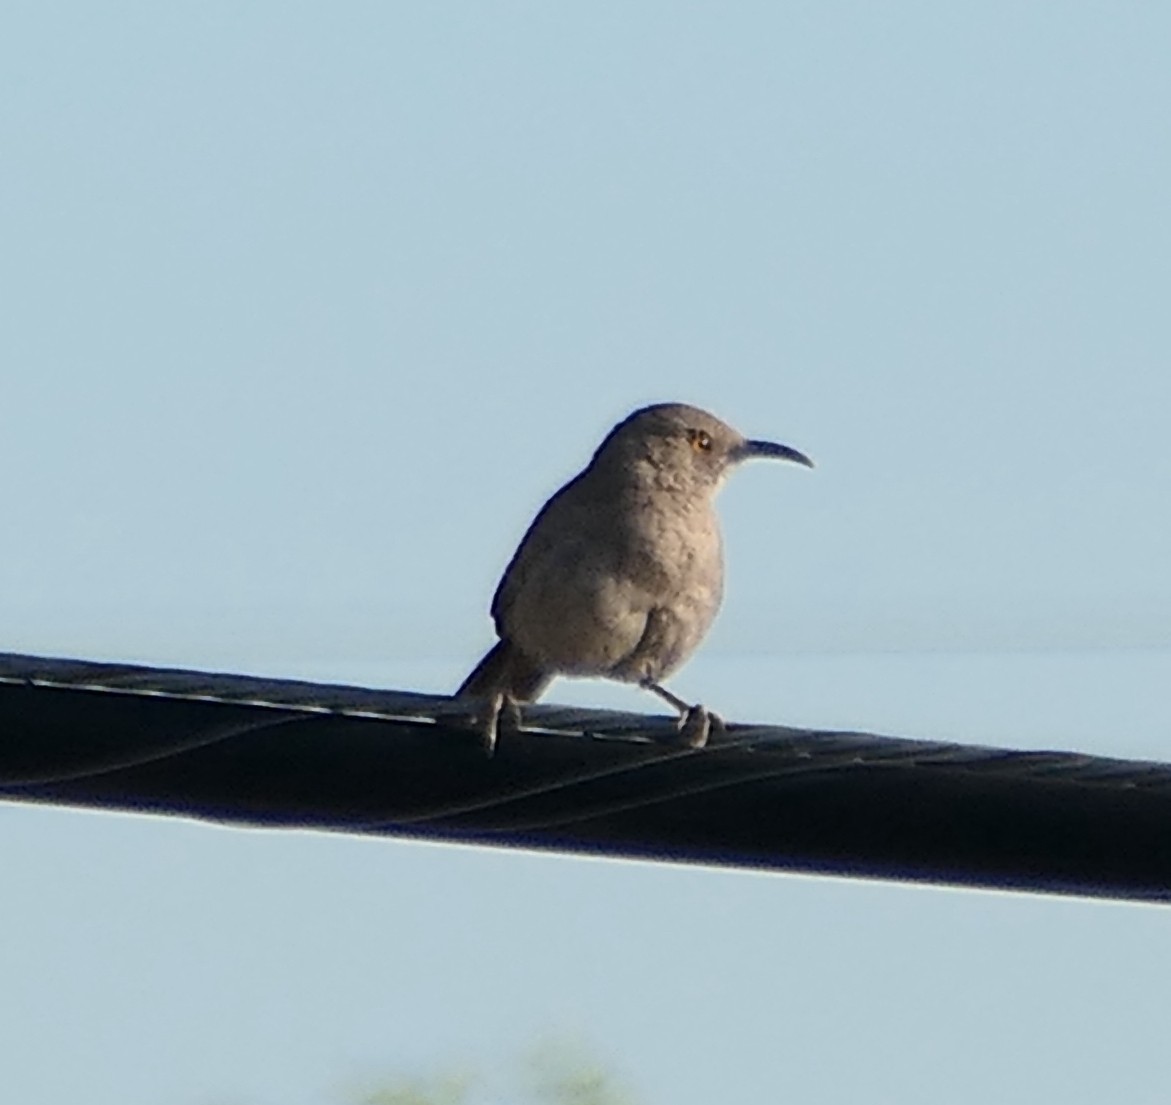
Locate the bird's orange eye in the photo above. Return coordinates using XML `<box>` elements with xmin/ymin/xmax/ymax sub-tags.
<box><xmin>689</xmin><ymin>429</ymin><xmax>713</xmax><ymax>452</ymax></box>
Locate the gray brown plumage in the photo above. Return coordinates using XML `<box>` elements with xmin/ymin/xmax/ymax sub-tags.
<box><xmin>457</xmin><ymin>402</ymin><xmax>812</xmax><ymax>749</ymax></box>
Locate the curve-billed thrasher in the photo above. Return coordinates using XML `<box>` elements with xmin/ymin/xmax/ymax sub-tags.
<box><xmin>457</xmin><ymin>402</ymin><xmax>812</xmax><ymax>750</ymax></box>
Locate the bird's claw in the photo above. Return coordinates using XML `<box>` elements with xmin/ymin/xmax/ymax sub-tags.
<box><xmin>676</xmin><ymin>704</ymin><xmax>721</xmax><ymax>749</ymax></box>
<box><xmin>473</xmin><ymin>692</ymin><xmax>521</xmax><ymax>756</ymax></box>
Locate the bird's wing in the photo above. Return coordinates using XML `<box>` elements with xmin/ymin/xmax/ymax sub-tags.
<box><xmin>489</xmin><ymin>473</ymin><xmax>588</xmax><ymax>633</ymax></box>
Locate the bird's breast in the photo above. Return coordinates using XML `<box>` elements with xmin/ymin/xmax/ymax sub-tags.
<box><xmin>497</xmin><ymin>487</ymin><xmax>725</xmax><ymax>679</ymax></box>
<box><xmin>620</xmin><ymin>498</ymin><xmax>724</xmax><ymax>594</ymax></box>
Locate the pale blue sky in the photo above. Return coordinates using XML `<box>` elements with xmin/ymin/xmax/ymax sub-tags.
<box><xmin>3</xmin><ymin>4</ymin><xmax>1171</xmax><ymax>1103</ymax></box>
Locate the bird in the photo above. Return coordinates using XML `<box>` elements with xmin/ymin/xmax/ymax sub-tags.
<box><xmin>456</xmin><ymin>402</ymin><xmax>813</xmax><ymax>750</ymax></box>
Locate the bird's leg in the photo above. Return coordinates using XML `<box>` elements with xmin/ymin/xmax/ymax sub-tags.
<box><xmin>640</xmin><ymin>680</ymin><xmax>721</xmax><ymax>749</ymax></box>
<box><xmin>641</xmin><ymin>680</ymin><xmax>690</xmax><ymax>713</ymax></box>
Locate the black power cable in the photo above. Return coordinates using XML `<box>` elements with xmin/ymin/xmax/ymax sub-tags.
<box><xmin>3</xmin><ymin>651</ymin><xmax>1169</xmax><ymax>902</ymax></box>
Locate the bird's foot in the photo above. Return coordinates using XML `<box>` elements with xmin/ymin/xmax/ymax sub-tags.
<box><xmin>477</xmin><ymin>693</ymin><xmax>502</xmax><ymax>755</ymax></box>
<box><xmin>500</xmin><ymin>695</ymin><xmax>522</xmax><ymax>735</ymax></box>
<box><xmin>472</xmin><ymin>692</ymin><xmax>521</xmax><ymax>756</ymax></box>
<box><xmin>676</xmin><ymin>704</ymin><xmax>723</xmax><ymax>749</ymax></box>
<box><xmin>640</xmin><ymin>680</ymin><xmax>719</xmax><ymax>749</ymax></box>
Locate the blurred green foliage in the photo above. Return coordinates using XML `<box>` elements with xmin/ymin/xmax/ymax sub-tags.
<box><xmin>351</xmin><ymin>1037</ymin><xmax>636</xmax><ymax>1105</ymax></box>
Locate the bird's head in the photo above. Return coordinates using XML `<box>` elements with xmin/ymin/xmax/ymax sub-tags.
<box><xmin>592</xmin><ymin>402</ymin><xmax>813</xmax><ymax>497</ymax></box>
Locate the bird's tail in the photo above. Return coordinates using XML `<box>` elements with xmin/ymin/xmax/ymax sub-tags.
<box><xmin>456</xmin><ymin>639</ymin><xmax>552</xmax><ymax>702</ymax></box>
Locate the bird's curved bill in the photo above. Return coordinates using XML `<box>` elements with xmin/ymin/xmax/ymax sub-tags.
<box><xmin>737</xmin><ymin>439</ymin><xmax>815</xmax><ymax>468</ymax></box>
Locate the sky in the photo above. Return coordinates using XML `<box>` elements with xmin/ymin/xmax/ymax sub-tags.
<box><xmin>2</xmin><ymin>3</ymin><xmax>1171</xmax><ymax>1103</ymax></box>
